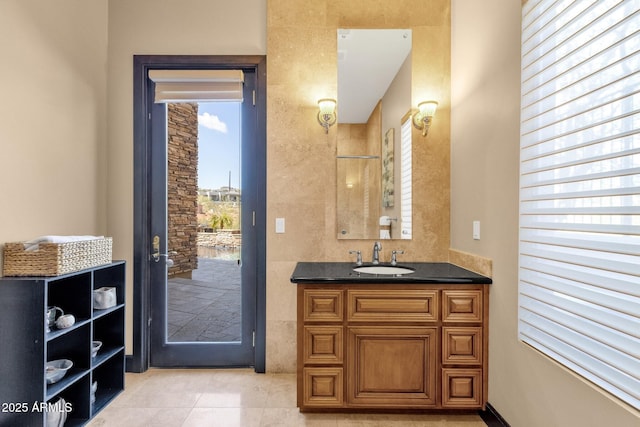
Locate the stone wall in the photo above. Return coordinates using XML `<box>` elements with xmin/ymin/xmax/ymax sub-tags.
<box><xmin>167</xmin><ymin>103</ymin><xmax>198</xmax><ymax>277</ymax></box>
<box><xmin>197</xmin><ymin>231</ymin><xmax>242</xmax><ymax>248</ymax></box>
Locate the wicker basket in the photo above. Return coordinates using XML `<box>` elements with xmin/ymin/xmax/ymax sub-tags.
<box><xmin>2</xmin><ymin>237</ymin><xmax>112</xmax><ymax>277</ymax></box>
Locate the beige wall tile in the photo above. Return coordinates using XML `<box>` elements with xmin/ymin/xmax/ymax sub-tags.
<box><xmin>265</xmin><ymin>320</ymin><xmax>297</xmax><ymax>372</ymax></box>
<box><xmin>267</xmin><ymin>0</ymin><xmax>452</xmax><ymax>373</ymax></box>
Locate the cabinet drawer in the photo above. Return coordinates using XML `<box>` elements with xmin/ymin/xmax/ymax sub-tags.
<box><xmin>302</xmin><ymin>367</ymin><xmax>344</xmax><ymax>407</ymax></box>
<box><xmin>442</xmin><ymin>327</ymin><xmax>482</xmax><ymax>365</ymax></box>
<box><xmin>303</xmin><ymin>289</ymin><xmax>343</xmax><ymax>322</ymax></box>
<box><xmin>442</xmin><ymin>368</ymin><xmax>483</xmax><ymax>408</ymax></box>
<box><xmin>303</xmin><ymin>326</ymin><xmax>343</xmax><ymax>364</ymax></box>
<box><xmin>442</xmin><ymin>290</ymin><xmax>482</xmax><ymax>322</ymax></box>
<box><xmin>347</xmin><ymin>290</ymin><xmax>438</xmax><ymax>322</ymax></box>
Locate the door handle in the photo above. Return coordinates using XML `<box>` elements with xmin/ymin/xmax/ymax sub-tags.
<box><xmin>165</xmin><ymin>250</ymin><xmax>178</xmax><ymax>267</ymax></box>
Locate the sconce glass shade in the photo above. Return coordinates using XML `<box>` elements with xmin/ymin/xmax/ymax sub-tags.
<box><xmin>317</xmin><ymin>98</ymin><xmax>337</xmax><ymax>133</ymax></box>
<box><xmin>412</xmin><ymin>100</ymin><xmax>438</xmax><ymax>137</ymax></box>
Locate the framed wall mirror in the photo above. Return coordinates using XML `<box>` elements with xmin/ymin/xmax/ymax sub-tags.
<box><xmin>336</xmin><ymin>29</ymin><xmax>412</xmax><ymax>240</ymax></box>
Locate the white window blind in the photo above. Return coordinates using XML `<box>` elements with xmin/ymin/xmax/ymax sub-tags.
<box><xmin>400</xmin><ymin>115</ymin><xmax>412</xmax><ymax>239</ymax></box>
<box><xmin>148</xmin><ymin>69</ymin><xmax>244</xmax><ymax>103</ymax></box>
<box><xmin>519</xmin><ymin>0</ymin><xmax>640</xmax><ymax>410</ymax></box>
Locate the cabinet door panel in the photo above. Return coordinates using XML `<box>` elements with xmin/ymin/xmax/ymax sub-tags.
<box><xmin>302</xmin><ymin>367</ymin><xmax>344</xmax><ymax>407</ymax></box>
<box><xmin>442</xmin><ymin>327</ymin><xmax>482</xmax><ymax>365</ymax></box>
<box><xmin>303</xmin><ymin>325</ymin><xmax>343</xmax><ymax>364</ymax></box>
<box><xmin>347</xmin><ymin>290</ymin><xmax>438</xmax><ymax>322</ymax></box>
<box><xmin>347</xmin><ymin>326</ymin><xmax>437</xmax><ymax>407</ymax></box>
<box><xmin>442</xmin><ymin>368</ymin><xmax>482</xmax><ymax>408</ymax></box>
<box><xmin>304</xmin><ymin>289</ymin><xmax>343</xmax><ymax>322</ymax></box>
<box><xmin>442</xmin><ymin>290</ymin><xmax>482</xmax><ymax>323</ymax></box>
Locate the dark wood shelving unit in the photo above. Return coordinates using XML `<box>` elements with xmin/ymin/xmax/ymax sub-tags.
<box><xmin>0</xmin><ymin>262</ymin><xmax>126</xmax><ymax>426</ymax></box>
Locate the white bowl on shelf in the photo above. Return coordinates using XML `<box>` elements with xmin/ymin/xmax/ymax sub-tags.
<box><xmin>45</xmin><ymin>397</ymin><xmax>68</xmax><ymax>427</ymax></box>
<box><xmin>92</xmin><ymin>340</ymin><xmax>103</xmax><ymax>358</ymax></box>
<box><xmin>90</xmin><ymin>381</ymin><xmax>98</xmax><ymax>405</ymax></box>
<box><xmin>94</xmin><ymin>287</ymin><xmax>117</xmax><ymax>309</ymax></box>
<box><xmin>46</xmin><ymin>359</ymin><xmax>73</xmax><ymax>384</ymax></box>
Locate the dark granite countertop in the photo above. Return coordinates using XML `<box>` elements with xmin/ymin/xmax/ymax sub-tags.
<box><xmin>290</xmin><ymin>262</ymin><xmax>492</xmax><ymax>284</ymax></box>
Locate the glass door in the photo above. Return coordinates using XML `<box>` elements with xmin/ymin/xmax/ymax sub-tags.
<box><xmin>148</xmin><ymin>69</ymin><xmax>257</xmax><ymax>367</ymax></box>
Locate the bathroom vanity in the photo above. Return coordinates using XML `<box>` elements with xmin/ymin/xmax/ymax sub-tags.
<box><xmin>290</xmin><ymin>262</ymin><xmax>492</xmax><ymax>412</ymax></box>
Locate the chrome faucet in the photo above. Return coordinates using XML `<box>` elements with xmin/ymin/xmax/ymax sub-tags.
<box><xmin>349</xmin><ymin>250</ymin><xmax>363</xmax><ymax>266</ymax></box>
<box><xmin>390</xmin><ymin>250</ymin><xmax>404</xmax><ymax>266</ymax></box>
<box><xmin>372</xmin><ymin>241</ymin><xmax>382</xmax><ymax>264</ymax></box>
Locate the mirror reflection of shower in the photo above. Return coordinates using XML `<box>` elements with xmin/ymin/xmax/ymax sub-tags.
<box><xmin>337</xmin><ymin>29</ymin><xmax>412</xmax><ymax>240</ymax></box>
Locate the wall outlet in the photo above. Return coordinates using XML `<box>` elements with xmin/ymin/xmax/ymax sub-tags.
<box><xmin>473</xmin><ymin>220</ymin><xmax>480</xmax><ymax>240</ymax></box>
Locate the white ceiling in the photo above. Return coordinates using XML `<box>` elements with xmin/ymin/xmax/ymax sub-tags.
<box><xmin>337</xmin><ymin>29</ymin><xmax>412</xmax><ymax>124</ymax></box>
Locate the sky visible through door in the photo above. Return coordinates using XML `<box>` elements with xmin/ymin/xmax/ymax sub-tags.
<box><xmin>197</xmin><ymin>102</ymin><xmax>241</xmax><ymax>190</ymax></box>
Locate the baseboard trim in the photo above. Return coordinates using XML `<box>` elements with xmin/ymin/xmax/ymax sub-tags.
<box><xmin>125</xmin><ymin>355</ymin><xmax>141</xmax><ymax>373</ymax></box>
<box><xmin>479</xmin><ymin>402</ymin><xmax>510</xmax><ymax>427</ymax></box>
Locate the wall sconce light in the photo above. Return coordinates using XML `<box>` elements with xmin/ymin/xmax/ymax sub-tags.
<box><xmin>412</xmin><ymin>100</ymin><xmax>438</xmax><ymax>137</ymax></box>
<box><xmin>317</xmin><ymin>98</ymin><xmax>337</xmax><ymax>133</ymax></box>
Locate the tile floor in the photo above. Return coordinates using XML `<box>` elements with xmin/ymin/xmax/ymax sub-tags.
<box><xmin>87</xmin><ymin>369</ymin><xmax>488</xmax><ymax>427</ymax></box>
<box><xmin>167</xmin><ymin>257</ymin><xmax>241</xmax><ymax>342</ymax></box>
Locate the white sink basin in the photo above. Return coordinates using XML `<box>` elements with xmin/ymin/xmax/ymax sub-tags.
<box><xmin>353</xmin><ymin>265</ymin><xmax>415</xmax><ymax>275</ymax></box>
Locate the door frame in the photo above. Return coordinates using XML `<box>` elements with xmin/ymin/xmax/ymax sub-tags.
<box><xmin>131</xmin><ymin>55</ymin><xmax>266</xmax><ymax>373</ymax></box>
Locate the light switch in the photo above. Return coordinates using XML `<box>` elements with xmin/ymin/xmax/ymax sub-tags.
<box><xmin>275</xmin><ymin>217</ymin><xmax>285</xmax><ymax>233</ymax></box>
<box><xmin>473</xmin><ymin>221</ymin><xmax>480</xmax><ymax>240</ymax></box>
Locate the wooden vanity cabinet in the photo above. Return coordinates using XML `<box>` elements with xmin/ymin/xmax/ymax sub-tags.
<box><xmin>297</xmin><ymin>283</ymin><xmax>489</xmax><ymax>412</ymax></box>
